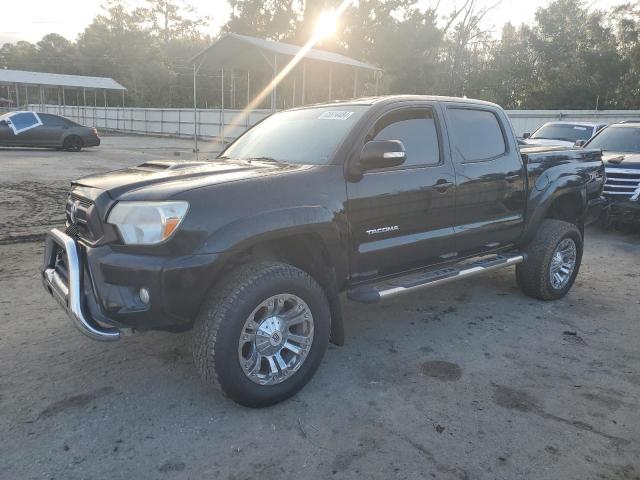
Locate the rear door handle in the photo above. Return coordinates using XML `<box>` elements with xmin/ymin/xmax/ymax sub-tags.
<box><xmin>434</xmin><ymin>179</ymin><xmax>454</xmax><ymax>193</ymax></box>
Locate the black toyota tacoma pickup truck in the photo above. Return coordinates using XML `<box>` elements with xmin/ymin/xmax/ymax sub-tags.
<box><xmin>42</xmin><ymin>96</ymin><xmax>606</xmax><ymax>407</ymax></box>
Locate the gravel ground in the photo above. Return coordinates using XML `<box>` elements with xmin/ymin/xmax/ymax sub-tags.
<box><xmin>1</xmin><ymin>137</ymin><xmax>639</xmax><ymax>480</ymax></box>
<box><xmin>0</xmin><ymin>135</ymin><xmax>221</xmax><ymax>244</ymax></box>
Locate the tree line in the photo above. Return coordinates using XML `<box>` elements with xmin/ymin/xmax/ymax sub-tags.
<box><xmin>2</xmin><ymin>0</ymin><xmax>640</xmax><ymax>110</ymax></box>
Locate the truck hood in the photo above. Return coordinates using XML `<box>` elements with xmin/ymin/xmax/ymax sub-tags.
<box><xmin>523</xmin><ymin>138</ymin><xmax>576</xmax><ymax>148</ymax></box>
<box><xmin>602</xmin><ymin>152</ymin><xmax>640</xmax><ymax>168</ymax></box>
<box><xmin>73</xmin><ymin>159</ymin><xmax>311</xmax><ymax>199</ymax></box>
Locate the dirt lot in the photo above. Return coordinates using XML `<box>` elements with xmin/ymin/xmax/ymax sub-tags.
<box><xmin>1</xmin><ymin>137</ymin><xmax>639</xmax><ymax>480</ymax></box>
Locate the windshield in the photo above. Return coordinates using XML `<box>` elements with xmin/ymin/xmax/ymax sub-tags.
<box><xmin>531</xmin><ymin>124</ymin><xmax>593</xmax><ymax>142</ymax></box>
<box><xmin>586</xmin><ymin>126</ymin><xmax>640</xmax><ymax>153</ymax></box>
<box><xmin>221</xmin><ymin>105</ymin><xmax>369</xmax><ymax>165</ymax></box>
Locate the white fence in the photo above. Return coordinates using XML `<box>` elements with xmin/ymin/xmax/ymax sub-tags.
<box><xmin>28</xmin><ymin>104</ymin><xmax>640</xmax><ymax>139</ymax></box>
<box><xmin>28</xmin><ymin>104</ymin><xmax>272</xmax><ymax>141</ymax></box>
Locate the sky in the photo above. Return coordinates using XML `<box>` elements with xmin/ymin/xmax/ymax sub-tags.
<box><xmin>0</xmin><ymin>0</ymin><xmax>627</xmax><ymax>45</ymax></box>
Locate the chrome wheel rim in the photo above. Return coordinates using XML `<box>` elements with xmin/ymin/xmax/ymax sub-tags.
<box><xmin>238</xmin><ymin>294</ymin><xmax>314</xmax><ymax>385</ymax></box>
<box><xmin>549</xmin><ymin>238</ymin><xmax>577</xmax><ymax>290</ymax></box>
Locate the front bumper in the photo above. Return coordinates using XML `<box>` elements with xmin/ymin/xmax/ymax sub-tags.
<box><xmin>42</xmin><ymin>229</ymin><xmax>221</xmax><ymax>341</ymax></box>
<box><xmin>42</xmin><ymin>229</ymin><xmax>124</xmax><ymax>341</ymax></box>
<box><xmin>605</xmin><ymin>199</ymin><xmax>640</xmax><ymax>224</ymax></box>
<box><xmin>585</xmin><ymin>196</ymin><xmax>608</xmax><ymax>226</ymax></box>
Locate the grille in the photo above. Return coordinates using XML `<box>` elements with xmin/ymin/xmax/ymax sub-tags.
<box><xmin>69</xmin><ymin>194</ymin><xmax>92</xmax><ymax>208</ymax></box>
<box><xmin>603</xmin><ymin>167</ymin><xmax>640</xmax><ymax>201</ymax></box>
<box><xmin>65</xmin><ymin>223</ymin><xmax>79</xmax><ymax>240</ymax></box>
<box><xmin>65</xmin><ymin>193</ymin><xmax>95</xmax><ymax>241</ymax></box>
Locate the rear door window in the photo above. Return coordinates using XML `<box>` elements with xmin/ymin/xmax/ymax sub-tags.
<box><xmin>447</xmin><ymin>108</ymin><xmax>506</xmax><ymax>162</ymax></box>
<box><xmin>5</xmin><ymin>112</ymin><xmax>43</xmax><ymax>135</ymax></box>
<box><xmin>41</xmin><ymin>114</ymin><xmax>68</xmax><ymax>127</ymax></box>
<box><xmin>370</xmin><ymin>109</ymin><xmax>440</xmax><ymax>167</ymax></box>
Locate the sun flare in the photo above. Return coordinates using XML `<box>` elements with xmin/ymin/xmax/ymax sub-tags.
<box><xmin>315</xmin><ymin>10</ymin><xmax>338</xmax><ymax>39</ymax></box>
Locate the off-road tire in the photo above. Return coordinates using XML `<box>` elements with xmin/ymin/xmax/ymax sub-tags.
<box><xmin>192</xmin><ymin>261</ymin><xmax>331</xmax><ymax>408</ymax></box>
<box><xmin>516</xmin><ymin>219</ymin><xmax>583</xmax><ymax>300</ymax></box>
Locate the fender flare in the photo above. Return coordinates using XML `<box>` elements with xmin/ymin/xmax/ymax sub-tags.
<box><xmin>199</xmin><ymin>206</ymin><xmax>348</xmax><ymax>345</ymax></box>
<box><xmin>521</xmin><ymin>175</ymin><xmax>586</xmax><ymax>245</ymax></box>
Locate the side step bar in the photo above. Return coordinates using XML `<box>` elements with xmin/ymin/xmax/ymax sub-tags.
<box><xmin>347</xmin><ymin>253</ymin><xmax>525</xmax><ymax>304</ymax></box>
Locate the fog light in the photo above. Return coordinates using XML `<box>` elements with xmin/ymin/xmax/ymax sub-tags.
<box><xmin>139</xmin><ymin>288</ymin><xmax>150</xmax><ymax>305</ymax></box>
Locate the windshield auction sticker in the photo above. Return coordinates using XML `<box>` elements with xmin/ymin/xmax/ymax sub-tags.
<box><xmin>318</xmin><ymin>111</ymin><xmax>355</xmax><ymax>120</ymax></box>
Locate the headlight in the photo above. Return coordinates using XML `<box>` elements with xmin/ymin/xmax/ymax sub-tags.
<box><xmin>107</xmin><ymin>201</ymin><xmax>189</xmax><ymax>245</ymax></box>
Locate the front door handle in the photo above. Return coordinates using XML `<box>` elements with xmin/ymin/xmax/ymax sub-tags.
<box><xmin>434</xmin><ymin>179</ymin><xmax>454</xmax><ymax>193</ymax></box>
<box><xmin>505</xmin><ymin>174</ymin><xmax>520</xmax><ymax>182</ymax></box>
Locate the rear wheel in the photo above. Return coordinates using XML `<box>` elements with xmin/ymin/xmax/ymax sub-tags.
<box><xmin>192</xmin><ymin>261</ymin><xmax>330</xmax><ymax>407</ymax></box>
<box><xmin>63</xmin><ymin>136</ymin><xmax>83</xmax><ymax>152</ymax></box>
<box><xmin>516</xmin><ymin>219</ymin><xmax>583</xmax><ymax>300</ymax></box>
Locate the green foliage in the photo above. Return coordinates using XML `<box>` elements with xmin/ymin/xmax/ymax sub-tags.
<box><xmin>1</xmin><ymin>0</ymin><xmax>640</xmax><ymax>109</ymax></box>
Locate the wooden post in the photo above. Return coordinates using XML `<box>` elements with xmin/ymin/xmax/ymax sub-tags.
<box><xmin>231</xmin><ymin>69</ymin><xmax>235</xmax><ymax>109</ymax></box>
<box><xmin>221</xmin><ymin>68</ymin><xmax>225</xmax><ymax>145</ymax></box>
<box><xmin>246</xmin><ymin>70</ymin><xmax>251</xmax><ymax>107</ymax></box>
<box><xmin>301</xmin><ymin>60</ymin><xmax>307</xmax><ymax>105</ymax></box>
<box><xmin>271</xmin><ymin>54</ymin><xmax>277</xmax><ymax>112</ymax></box>
<box><xmin>292</xmin><ymin>75</ymin><xmax>296</xmax><ymax>107</ymax></box>
<box><xmin>193</xmin><ymin>63</ymin><xmax>198</xmax><ymax>155</ymax></box>
<box><xmin>353</xmin><ymin>69</ymin><xmax>358</xmax><ymax>98</ymax></box>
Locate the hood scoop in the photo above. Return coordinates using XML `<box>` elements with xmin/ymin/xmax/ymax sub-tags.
<box><xmin>137</xmin><ymin>160</ymin><xmax>212</xmax><ymax>171</ymax></box>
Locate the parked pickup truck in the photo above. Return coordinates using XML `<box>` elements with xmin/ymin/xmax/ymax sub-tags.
<box><xmin>583</xmin><ymin>121</ymin><xmax>640</xmax><ymax>226</ymax></box>
<box><xmin>522</xmin><ymin>121</ymin><xmax>606</xmax><ymax>147</ymax></box>
<box><xmin>42</xmin><ymin>96</ymin><xmax>605</xmax><ymax>407</ymax></box>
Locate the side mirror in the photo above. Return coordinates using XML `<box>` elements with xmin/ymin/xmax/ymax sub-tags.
<box><xmin>359</xmin><ymin>140</ymin><xmax>406</xmax><ymax>171</ymax></box>
<box><xmin>523</xmin><ymin>132</ymin><xmax>531</xmax><ymax>139</ymax></box>
<box><xmin>574</xmin><ymin>140</ymin><xmax>586</xmax><ymax>147</ymax></box>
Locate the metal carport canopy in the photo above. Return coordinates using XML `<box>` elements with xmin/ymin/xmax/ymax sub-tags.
<box><xmin>190</xmin><ymin>32</ymin><xmax>381</xmax><ymax>72</ymax></box>
<box><xmin>0</xmin><ymin>69</ymin><xmax>126</xmax><ymax>90</ymax></box>
<box><xmin>188</xmin><ymin>33</ymin><xmax>382</xmax><ymax>153</ymax></box>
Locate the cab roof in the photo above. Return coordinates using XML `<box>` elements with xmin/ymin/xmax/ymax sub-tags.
<box><xmin>295</xmin><ymin>95</ymin><xmax>501</xmax><ymax>110</ymax></box>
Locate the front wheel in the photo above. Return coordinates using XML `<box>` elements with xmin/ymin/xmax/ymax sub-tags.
<box><xmin>516</xmin><ymin>219</ymin><xmax>583</xmax><ymax>300</ymax></box>
<box><xmin>192</xmin><ymin>261</ymin><xmax>330</xmax><ymax>407</ymax></box>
